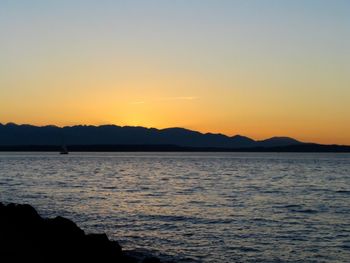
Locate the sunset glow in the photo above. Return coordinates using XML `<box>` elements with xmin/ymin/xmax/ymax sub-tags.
<box><xmin>1</xmin><ymin>0</ymin><xmax>349</xmax><ymax>144</ymax></box>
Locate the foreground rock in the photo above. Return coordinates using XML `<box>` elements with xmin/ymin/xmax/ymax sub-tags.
<box><xmin>0</xmin><ymin>202</ymin><xmax>160</xmax><ymax>262</ymax></box>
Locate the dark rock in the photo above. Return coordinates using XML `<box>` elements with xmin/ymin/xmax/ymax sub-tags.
<box><xmin>0</xmin><ymin>202</ymin><xmax>162</xmax><ymax>262</ymax></box>
<box><xmin>143</xmin><ymin>257</ymin><xmax>161</xmax><ymax>263</ymax></box>
<box><xmin>85</xmin><ymin>233</ymin><xmax>122</xmax><ymax>259</ymax></box>
<box><xmin>45</xmin><ymin>215</ymin><xmax>85</xmax><ymax>239</ymax></box>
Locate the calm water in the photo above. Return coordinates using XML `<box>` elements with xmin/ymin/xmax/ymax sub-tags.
<box><xmin>0</xmin><ymin>152</ymin><xmax>349</xmax><ymax>262</ymax></box>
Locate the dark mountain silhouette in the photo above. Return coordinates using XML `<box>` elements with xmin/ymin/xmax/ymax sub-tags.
<box><xmin>257</xmin><ymin>136</ymin><xmax>301</xmax><ymax>147</ymax></box>
<box><xmin>0</xmin><ymin>122</ymin><xmax>349</xmax><ymax>152</ymax></box>
<box><xmin>0</xmin><ymin>122</ymin><xmax>301</xmax><ymax>148</ymax></box>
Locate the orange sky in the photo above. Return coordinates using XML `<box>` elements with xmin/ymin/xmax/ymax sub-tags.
<box><xmin>1</xmin><ymin>1</ymin><xmax>349</xmax><ymax>145</ymax></box>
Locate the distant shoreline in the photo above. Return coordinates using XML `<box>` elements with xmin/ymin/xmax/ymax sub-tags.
<box><xmin>1</xmin><ymin>144</ymin><xmax>350</xmax><ymax>153</ymax></box>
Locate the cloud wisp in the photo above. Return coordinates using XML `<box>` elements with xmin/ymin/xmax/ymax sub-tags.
<box><xmin>131</xmin><ymin>96</ymin><xmax>198</xmax><ymax>105</ymax></box>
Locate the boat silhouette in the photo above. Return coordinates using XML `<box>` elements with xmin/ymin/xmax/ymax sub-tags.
<box><xmin>60</xmin><ymin>144</ymin><xmax>69</xmax><ymax>154</ymax></box>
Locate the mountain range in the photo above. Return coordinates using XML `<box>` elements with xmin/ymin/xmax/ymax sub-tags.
<box><xmin>0</xmin><ymin>123</ymin><xmax>301</xmax><ymax>147</ymax></box>
<box><xmin>0</xmin><ymin>123</ymin><xmax>349</xmax><ymax>152</ymax></box>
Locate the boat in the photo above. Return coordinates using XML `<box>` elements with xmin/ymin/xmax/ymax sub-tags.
<box><xmin>60</xmin><ymin>144</ymin><xmax>69</xmax><ymax>154</ymax></box>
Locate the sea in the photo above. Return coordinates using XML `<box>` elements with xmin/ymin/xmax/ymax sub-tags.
<box><xmin>0</xmin><ymin>152</ymin><xmax>349</xmax><ymax>262</ymax></box>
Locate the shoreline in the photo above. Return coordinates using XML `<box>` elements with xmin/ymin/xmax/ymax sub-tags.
<box><xmin>1</xmin><ymin>144</ymin><xmax>350</xmax><ymax>152</ymax></box>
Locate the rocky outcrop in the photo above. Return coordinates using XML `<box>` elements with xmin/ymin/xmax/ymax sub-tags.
<box><xmin>0</xmin><ymin>202</ymin><xmax>160</xmax><ymax>262</ymax></box>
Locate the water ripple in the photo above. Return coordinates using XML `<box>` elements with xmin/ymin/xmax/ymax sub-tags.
<box><xmin>0</xmin><ymin>152</ymin><xmax>349</xmax><ymax>262</ymax></box>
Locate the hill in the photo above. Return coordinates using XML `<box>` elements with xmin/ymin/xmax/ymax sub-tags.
<box><xmin>1</xmin><ymin>123</ymin><xmax>349</xmax><ymax>152</ymax></box>
<box><xmin>0</xmin><ymin>123</ymin><xmax>301</xmax><ymax>148</ymax></box>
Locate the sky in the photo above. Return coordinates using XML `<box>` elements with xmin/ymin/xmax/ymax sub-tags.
<box><xmin>1</xmin><ymin>0</ymin><xmax>349</xmax><ymax>144</ymax></box>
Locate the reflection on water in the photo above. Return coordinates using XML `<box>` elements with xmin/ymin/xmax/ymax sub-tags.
<box><xmin>0</xmin><ymin>152</ymin><xmax>349</xmax><ymax>262</ymax></box>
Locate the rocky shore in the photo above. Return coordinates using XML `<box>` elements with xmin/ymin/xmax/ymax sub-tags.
<box><xmin>0</xmin><ymin>202</ymin><xmax>161</xmax><ymax>262</ymax></box>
